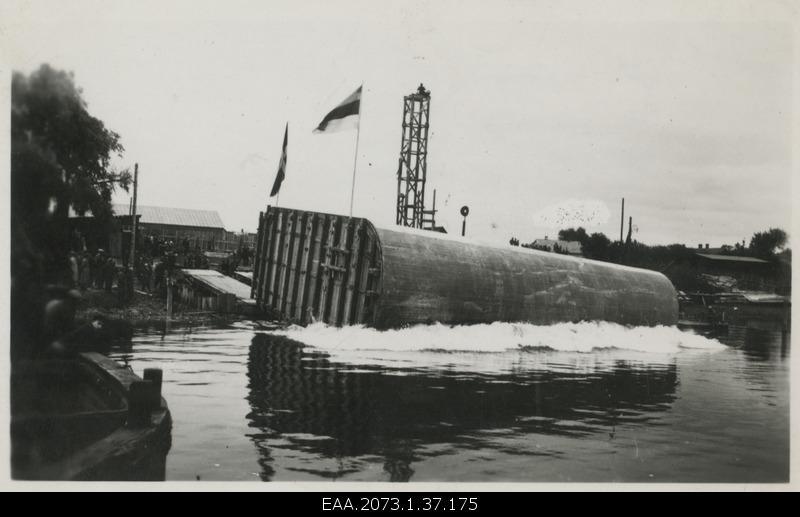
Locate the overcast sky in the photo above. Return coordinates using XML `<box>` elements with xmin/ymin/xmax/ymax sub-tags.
<box><xmin>2</xmin><ymin>0</ymin><xmax>796</xmax><ymax>247</ymax></box>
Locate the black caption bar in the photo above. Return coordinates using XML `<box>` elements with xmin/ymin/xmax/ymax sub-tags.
<box><xmin>321</xmin><ymin>495</ymin><xmax>480</xmax><ymax>512</ymax></box>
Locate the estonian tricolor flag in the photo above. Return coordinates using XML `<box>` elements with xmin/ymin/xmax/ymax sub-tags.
<box><xmin>313</xmin><ymin>86</ymin><xmax>361</xmax><ymax>133</ymax></box>
<box><xmin>270</xmin><ymin>123</ymin><xmax>288</xmax><ymax>197</ymax></box>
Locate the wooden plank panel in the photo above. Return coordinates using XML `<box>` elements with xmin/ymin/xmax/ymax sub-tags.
<box><xmin>264</xmin><ymin>210</ymin><xmax>280</xmax><ymax>307</ymax></box>
<box><xmin>354</xmin><ymin>228</ymin><xmax>375</xmax><ymax>324</ymax></box>
<box><xmin>263</xmin><ymin>211</ymin><xmax>278</xmax><ymax>302</ymax></box>
<box><xmin>266</xmin><ymin>211</ymin><xmax>284</xmax><ymax>307</ymax></box>
<box><xmin>294</xmin><ymin>213</ymin><xmax>315</xmax><ymax>322</ymax></box>
<box><xmin>306</xmin><ymin>215</ymin><xmax>326</xmax><ymax>323</ymax></box>
<box><xmin>256</xmin><ymin>211</ymin><xmax>274</xmax><ymax>305</ymax></box>
<box><xmin>329</xmin><ymin>218</ymin><xmax>351</xmax><ymax>326</ymax></box>
<box><xmin>251</xmin><ymin>212</ymin><xmax>264</xmax><ymax>300</ymax></box>
<box><xmin>276</xmin><ymin>211</ymin><xmax>295</xmax><ymax>314</ymax></box>
<box><xmin>317</xmin><ymin>216</ymin><xmax>338</xmax><ymax>323</ymax></box>
<box><xmin>285</xmin><ymin>212</ymin><xmax>305</xmax><ymax>319</ymax></box>
<box><xmin>342</xmin><ymin>220</ymin><xmax>363</xmax><ymax>325</ymax></box>
<box><xmin>366</xmin><ymin>238</ymin><xmax>382</xmax><ymax>324</ymax></box>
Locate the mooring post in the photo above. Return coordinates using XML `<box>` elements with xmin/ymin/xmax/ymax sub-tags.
<box><xmin>143</xmin><ymin>368</ymin><xmax>163</xmax><ymax>408</ymax></box>
<box><xmin>128</xmin><ymin>380</ymin><xmax>154</xmax><ymax>427</ymax></box>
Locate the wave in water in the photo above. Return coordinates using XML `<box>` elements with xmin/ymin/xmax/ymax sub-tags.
<box><xmin>277</xmin><ymin>321</ymin><xmax>726</xmax><ymax>354</ymax></box>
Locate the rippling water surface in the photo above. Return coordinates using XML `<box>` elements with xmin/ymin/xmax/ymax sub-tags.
<box><xmin>109</xmin><ymin>321</ymin><xmax>790</xmax><ymax>482</ymax></box>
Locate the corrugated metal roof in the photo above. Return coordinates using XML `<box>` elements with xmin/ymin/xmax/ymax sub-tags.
<box><xmin>695</xmin><ymin>253</ymin><xmax>769</xmax><ymax>264</ymax></box>
<box><xmin>741</xmin><ymin>293</ymin><xmax>790</xmax><ymax>304</ymax></box>
<box><xmin>112</xmin><ymin>204</ymin><xmax>225</xmax><ymax>229</ymax></box>
<box><xmin>180</xmin><ymin>269</ymin><xmax>252</xmax><ymax>300</ymax></box>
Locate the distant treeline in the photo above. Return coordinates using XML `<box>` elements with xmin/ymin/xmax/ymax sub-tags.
<box><xmin>510</xmin><ymin>227</ymin><xmax>791</xmax><ymax>294</ymax></box>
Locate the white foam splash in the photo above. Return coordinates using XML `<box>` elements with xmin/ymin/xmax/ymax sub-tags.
<box><xmin>277</xmin><ymin>321</ymin><xmax>726</xmax><ymax>354</ymax></box>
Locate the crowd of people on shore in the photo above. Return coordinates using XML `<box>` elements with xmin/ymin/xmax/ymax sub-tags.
<box><xmin>67</xmin><ymin>250</ymin><xmax>119</xmax><ymax>292</ymax></box>
<box><xmin>13</xmin><ymin>226</ymin><xmax>255</xmax><ymax>360</ymax></box>
<box><xmin>66</xmin><ymin>231</ymin><xmax>254</xmax><ymax>300</ymax></box>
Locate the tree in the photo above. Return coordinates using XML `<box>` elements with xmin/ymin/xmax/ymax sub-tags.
<box><xmin>558</xmin><ymin>227</ymin><xmax>589</xmax><ymax>244</ymax></box>
<box><xmin>583</xmin><ymin>232</ymin><xmax>612</xmax><ymax>260</ymax></box>
<box><xmin>749</xmin><ymin>228</ymin><xmax>788</xmax><ymax>258</ymax></box>
<box><xmin>11</xmin><ymin>64</ymin><xmax>130</xmax><ymax>272</ymax></box>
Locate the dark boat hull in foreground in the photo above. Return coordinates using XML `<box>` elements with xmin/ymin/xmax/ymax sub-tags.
<box><xmin>11</xmin><ymin>352</ymin><xmax>171</xmax><ymax>481</ymax></box>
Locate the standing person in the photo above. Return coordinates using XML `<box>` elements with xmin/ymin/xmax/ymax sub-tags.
<box><xmin>117</xmin><ymin>267</ymin><xmax>127</xmax><ymax>303</ymax></box>
<box><xmin>79</xmin><ymin>253</ymin><xmax>91</xmax><ymax>290</ymax></box>
<box><xmin>148</xmin><ymin>259</ymin><xmax>157</xmax><ymax>293</ymax></box>
<box><xmin>104</xmin><ymin>257</ymin><xmax>115</xmax><ymax>292</ymax></box>
<box><xmin>144</xmin><ymin>260</ymin><xmax>153</xmax><ymax>293</ymax></box>
<box><xmin>68</xmin><ymin>252</ymin><xmax>79</xmax><ymax>288</ymax></box>
<box><xmin>93</xmin><ymin>250</ymin><xmax>105</xmax><ymax>288</ymax></box>
<box><xmin>118</xmin><ymin>267</ymin><xmax>134</xmax><ymax>304</ymax></box>
<box><xmin>153</xmin><ymin>259</ymin><xmax>164</xmax><ymax>295</ymax></box>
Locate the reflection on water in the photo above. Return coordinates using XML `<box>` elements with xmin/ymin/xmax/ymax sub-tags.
<box><xmin>721</xmin><ymin>324</ymin><xmax>791</xmax><ymax>362</ymax></box>
<box><xmin>245</xmin><ymin>334</ymin><xmax>678</xmax><ymax>481</ymax></box>
<box><xmin>110</xmin><ymin>322</ymin><xmax>789</xmax><ymax>482</ymax></box>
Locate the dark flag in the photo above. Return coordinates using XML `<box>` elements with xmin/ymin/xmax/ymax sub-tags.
<box><xmin>313</xmin><ymin>86</ymin><xmax>361</xmax><ymax>133</ymax></box>
<box><xmin>270</xmin><ymin>123</ymin><xmax>288</xmax><ymax>197</ymax></box>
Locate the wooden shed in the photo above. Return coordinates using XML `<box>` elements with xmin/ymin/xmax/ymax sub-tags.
<box><xmin>252</xmin><ymin>206</ymin><xmax>679</xmax><ymax>328</ymax></box>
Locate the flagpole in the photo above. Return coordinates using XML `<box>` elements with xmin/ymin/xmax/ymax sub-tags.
<box><xmin>270</xmin><ymin>122</ymin><xmax>288</xmax><ymax>209</ymax></box>
<box><xmin>348</xmin><ymin>83</ymin><xmax>363</xmax><ymax>217</ymax></box>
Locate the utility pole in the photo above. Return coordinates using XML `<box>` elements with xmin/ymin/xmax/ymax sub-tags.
<box><xmin>126</xmin><ymin>163</ymin><xmax>139</xmax><ymax>303</ymax></box>
<box><xmin>626</xmin><ymin>216</ymin><xmax>633</xmax><ymax>246</ymax></box>
<box><xmin>129</xmin><ymin>163</ymin><xmax>139</xmax><ymax>269</ymax></box>
<box><xmin>619</xmin><ymin>197</ymin><xmax>625</xmax><ymax>244</ymax></box>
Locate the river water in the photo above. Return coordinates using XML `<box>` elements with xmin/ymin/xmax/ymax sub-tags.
<box><xmin>109</xmin><ymin>321</ymin><xmax>790</xmax><ymax>483</ymax></box>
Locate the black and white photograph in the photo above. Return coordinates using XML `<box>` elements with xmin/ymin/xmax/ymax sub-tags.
<box><xmin>1</xmin><ymin>0</ymin><xmax>797</xmax><ymax>491</ymax></box>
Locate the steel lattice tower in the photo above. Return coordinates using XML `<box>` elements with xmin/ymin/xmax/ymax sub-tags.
<box><xmin>396</xmin><ymin>84</ymin><xmax>436</xmax><ymax>229</ymax></box>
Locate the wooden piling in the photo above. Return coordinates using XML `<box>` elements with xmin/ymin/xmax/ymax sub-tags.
<box><xmin>276</xmin><ymin>212</ymin><xmax>295</xmax><ymax>313</ymax></box>
<box><xmin>317</xmin><ymin>216</ymin><xmax>338</xmax><ymax>323</ymax></box>
<box><xmin>252</xmin><ymin>212</ymin><xmax>265</xmax><ymax>300</ymax></box>
<box><xmin>306</xmin><ymin>215</ymin><xmax>326</xmax><ymax>323</ymax></box>
<box><xmin>127</xmin><ymin>380</ymin><xmax>154</xmax><ymax>428</ymax></box>
<box><xmin>285</xmin><ymin>212</ymin><xmax>305</xmax><ymax>319</ymax></box>
<box><xmin>266</xmin><ymin>211</ymin><xmax>284</xmax><ymax>307</ymax></box>
<box><xmin>294</xmin><ymin>213</ymin><xmax>315</xmax><ymax>322</ymax></box>
<box><xmin>354</xmin><ymin>230</ymin><xmax>375</xmax><ymax>324</ymax></box>
<box><xmin>260</xmin><ymin>210</ymin><xmax>276</xmax><ymax>306</ymax></box>
<box><xmin>142</xmin><ymin>369</ymin><xmax>163</xmax><ymax>408</ymax></box>
<box><xmin>329</xmin><ymin>219</ymin><xmax>351</xmax><ymax>325</ymax></box>
<box><xmin>342</xmin><ymin>220</ymin><xmax>363</xmax><ymax>325</ymax></box>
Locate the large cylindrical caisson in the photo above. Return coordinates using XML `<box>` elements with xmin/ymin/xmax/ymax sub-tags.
<box><xmin>252</xmin><ymin>207</ymin><xmax>678</xmax><ymax>328</ymax></box>
<box><xmin>372</xmin><ymin>226</ymin><xmax>678</xmax><ymax>328</ymax></box>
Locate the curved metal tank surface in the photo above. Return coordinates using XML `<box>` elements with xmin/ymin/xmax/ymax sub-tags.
<box><xmin>372</xmin><ymin>226</ymin><xmax>678</xmax><ymax>328</ymax></box>
<box><xmin>252</xmin><ymin>207</ymin><xmax>678</xmax><ymax>328</ymax></box>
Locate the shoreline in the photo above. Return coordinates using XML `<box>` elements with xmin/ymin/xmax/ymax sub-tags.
<box><xmin>73</xmin><ymin>287</ymin><xmax>248</xmax><ymax>334</ymax></box>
